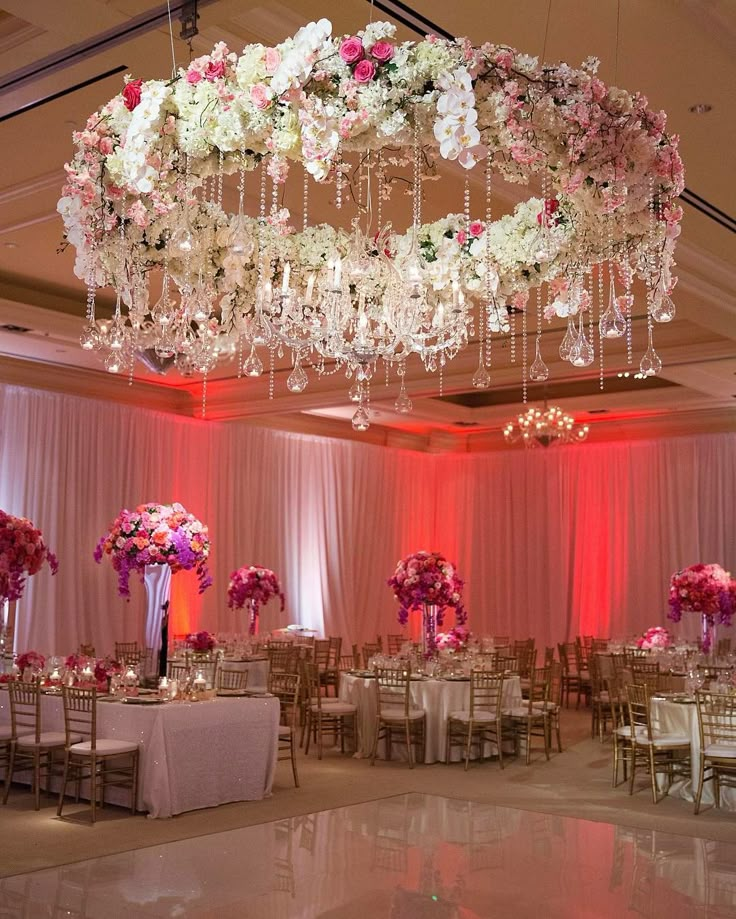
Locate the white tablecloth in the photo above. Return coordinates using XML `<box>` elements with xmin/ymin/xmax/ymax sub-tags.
<box><xmin>650</xmin><ymin>697</ymin><xmax>736</xmax><ymax>811</ymax></box>
<box><xmin>0</xmin><ymin>690</ymin><xmax>280</xmax><ymax>818</ymax></box>
<box><xmin>339</xmin><ymin>674</ymin><xmax>522</xmax><ymax>764</ymax></box>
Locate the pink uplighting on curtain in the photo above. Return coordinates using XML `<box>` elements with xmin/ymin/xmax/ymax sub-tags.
<box><xmin>0</xmin><ymin>383</ymin><xmax>733</xmax><ymax>654</ymax></box>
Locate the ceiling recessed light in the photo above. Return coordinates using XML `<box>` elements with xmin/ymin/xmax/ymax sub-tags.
<box><xmin>3</xmin><ymin>242</ymin><xmax>18</xmax><ymax>249</ymax></box>
<box><xmin>689</xmin><ymin>103</ymin><xmax>712</xmax><ymax>114</ymax></box>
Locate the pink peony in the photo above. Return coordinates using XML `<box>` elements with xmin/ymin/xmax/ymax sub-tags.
<box><xmin>353</xmin><ymin>59</ymin><xmax>376</xmax><ymax>84</ymax></box>
<box><xmin>186</xmin><ymin>69</ymin><xmax>202</xmax><ymax>84</ymax></box>
<box><xmin>370</xmin><ymin>41</ymin><xmax>394</xmax><ymax>63</ymax></box>
<box><xmin>339</xmin><ymin>36</ymin><xmax>364</xmax><ymax>64</ymax></box>
<box><xmin>122</xmin><ymin>79</ymin><xmax>143</xmax><ymax>111</ymax></box>
<box><xmin>456</xmin><ymin>230</ymin><xmax>467</xmax><ymax>245</ymax></box>
<box><xmin>264</xmin><ymin>47</ymin><xmax>281</xmax><ymax>74</ymax></box>
<box><xmin>250</xmin><ymin>83</ymin><xmax>272</xmax><ymax>110</ymax></box>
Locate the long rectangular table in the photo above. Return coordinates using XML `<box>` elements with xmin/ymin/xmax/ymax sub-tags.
<box><xmin>339</xmin><ymin>673</ymin><xmax>522</xmax><ymax>764</ymax></box>
<box><xmin>0</xmin><ymin>690</ymin><xmax>280</xmax><ymax>818</ymax></box>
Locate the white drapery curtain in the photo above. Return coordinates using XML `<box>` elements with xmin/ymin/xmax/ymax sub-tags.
<box><xmin>0</xmin><ymin>383</ymin><xmax>733</xmax><ymax>654</ymax></box>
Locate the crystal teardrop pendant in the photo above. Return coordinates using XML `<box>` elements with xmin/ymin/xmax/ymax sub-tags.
<box><xmin>599</xmin><ymin>277</ymin><xmax>626</xmax><ymax>338</ymax></box>
<box><xmin>559</xmin><ymin>316</ymin><xmax>576</xmax><ymax>361</ymax></box>
<box><xmin>650</xmin><ymin>292</ymin><xmax>676</xmax><ymax>323</ymax></box>
<box><xmin>639</xmin><ymin>327</ymin><xmax>662</xmax><ymax>376</ymax></box>
<box><xmin>286</xmin><ymin>360</ymin><xmax>308</xmax><ymax>393</ymax></box>
<box><xmin>348</xmin><ymin>381</ymin><xmax>362</xmax><ymax>403</ymax></box>
<box><xmin>104</xmin><ymin>352</ymin><xmax>123</xmax><ymax>374</ymax></box>
<box><xmin>570</xmin><ymin>320</ymin><xmax>594</xmax><ymax>367</ymax></box>
<box><xmin>394</xmin><ymin>385</ymin><xmax>413</xmax><ymax>414</ymax></box>
<box><xmin>169</xmin><ymin>223</ymin><xmax>194</xmax><ymax>255</ymax></box>
<box><xmin>472</xmin><ymin>363</ymin><xmax>491</xmax><ymax>389</ymax></box>
<box><xmin>243</xmin><ymin>345</ymin><xmax>263</xmax><ymax>377</ymax></box>
<box><xmin>529</xmin><ymin>339</ymin><xmax>549</xmax><ymax>381</ymax></box>
<box><xmin>80</xmin><ymin>324</ymin><xmax>97</xmax><ymax>350</ymax></box>
<box><xmin>351</xmin><ymin>405</ymin><xmax>370</xmax><ymax>432</ymax></box>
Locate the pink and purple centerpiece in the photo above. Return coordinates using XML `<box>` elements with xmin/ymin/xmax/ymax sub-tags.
<box><xmin>636</xmin><ymin>626</ymin><xmax>673</xmax><ymax>651</ymax></box>
<box><xmin>668</xmin><ymin>563</ymin><xmax>734</xmax><ymax>653</ymax></box>
<box><xmin>94</xmin><ymin>502</ymin><xmax>211</xmax><ymax>598</ymax></box>
<box><xmin>227</xmin><ymin>566</ymin><xmax>285</xmax><ymax>635</ymax></box>
<box><xmin>435</xmin><ymin>626</ymin><xmax>472</xmax><ymax>652</ymax></box>
<box><xmin>0</xmin><ymin>510</ymin><xmax>58</xmax><ymax>603</ymax></box>
<box><xmin>15</xmin><ymin>650</ymin><xmax>45</xmax><ymax>676</ymax></box>
<box><xmin>388</xmin><ymin>551</ymin><xmax>466</xmax><ymax>627</ymax></box>
<box><xmin>186</xmin><ymin>630</ymin><xmax>216</xmax><ymax>653</ymax></box>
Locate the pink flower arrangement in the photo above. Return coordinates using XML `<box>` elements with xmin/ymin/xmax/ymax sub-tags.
<box><xmin>338</xmin><ymin>33</ymin><xmax>394</xmax><ymax>85</ymax></box>
<box><xmin>0</xmin><ymin>510</ymin><xmax>58</xmax><ymax>603</ymax></box>
<box><xmin>668</xmin><ymin>563</ymin><xmax>734</xmax><ymax>627</ymax></box>
<box><xmin>94</xmin><ymin>502</ymin><xmax>211</xmax><ymax>598</ymax></box>
<box><xmin>388</xmin><ymin>551</ymin><xmax>466</xmax><ymax>627</ymax></box>
<box><xmin>186</xmin><ymin>630</ymin><xmax>216</xmax><ymax>652</ymax></box>
<box><xmin>94</xmin><ymin>656</ymin><xmax>122</xmax><ymax>683</ymax></box>
<box><xmin>227</xmin><ymin>567</ymin><xmax>285</xmax><ymax>634</ymax></box>
<box><xmin>636</xmin><ymin>626</ymin><xmax>673</xmax><ymax>651</ymax></box>
<box><xmin>16</xmin><ymin>650</ymin><xmax>45</xmax><ymax>674</ymax></box>
<box><xmin>435</xmin><ymin>626</ymin><xmax>472</xmax><ymax>652</ymax></box>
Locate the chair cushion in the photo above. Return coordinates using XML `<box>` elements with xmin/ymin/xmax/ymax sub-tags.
<box><xmin>278</xmin><ymin>726</ymin><xmax>293</xmax><ymax>738</ymax></box>
<box><xmin>449</xmin><ymin>710</ymin><xmax>498</xmax><ymax>723</ymax></box>
<box><xmin>17</xmin><ymin>732</ymin><xmax>78</xmax><ymax>748</ymax></box>
<box><xmin>380</xmin><ymin>707</ymin><xmax>425</xmax><ymax>721</ymax></box>
<box><xmin>636</xmin><ymin>732</ymin><xmax>690</xmax><ymax>748</ymax></box>
<box><xmin>704</xmin><ymin>742</ymin><xmax>736</xmax><ymax>760</ymax></box>
<box><xmin>69</xmin><ymin>739</ymin><xmax>138</xmax><ymax>756</ymax></box>
<box><xmin>531</xmin><ymin>701</ymin><xmax>559</xmax><ymax>712</ymax></box>
<box><xmin>310</xmin><ymin>702</ymin><xmax>356</xmax><ymax>715</ymax></box>
<box><xmin>505</xmin><ymin>706</ymin><xmax>544</xmax><ymax>718</ymax></box>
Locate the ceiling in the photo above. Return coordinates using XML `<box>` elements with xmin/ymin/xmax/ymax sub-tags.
<box><xmin>0</xmin><ymin>0</ymin><xmax>734</xmax><ymax>452</ymax></box>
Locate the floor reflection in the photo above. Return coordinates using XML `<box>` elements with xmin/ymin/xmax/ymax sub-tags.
<box><xmin>0</xmin><ymin>793</ymin><xmax>734</xmax><ymax>917</ymax></box>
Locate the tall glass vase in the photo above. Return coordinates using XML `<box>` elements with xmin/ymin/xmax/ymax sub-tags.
<box><xmin>701</xmin><ymin>613</ymin><xmax>717</xmax><ymax>658</ymax></box>
<box><xmin>248</xmin><ymin>599</ymin><xmax>259</xmax><ymax>637</ymax></box>
<box><xmin>422</xmin><ymin>603</ymin><xmax>439</xmax><ymax>658</ymax></box>
<box><xmin>144</xmin><ymin>564</ymin><xmax>172</xmax><ymax>679</ymax></box>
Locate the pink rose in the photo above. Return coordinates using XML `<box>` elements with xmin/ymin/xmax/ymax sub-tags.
<box><xmin>122</xmin><ymin>79</ymin><xmax>143</xmax><ymax>112</ymax></box>
<box><xmin>353</xmin><ymin>59</ymin><xmax>376</xmax><ymax>84</ymax></box>
<box><xmin>250</xmin><ymin>83</ymin><xmax>273</xmax><ymax>110</ymax></box>
<box><xmin>205</xmin><ymin>60</ymin><xmax>226</xmax><ymax>81</ymax></box>
<box><xmin>469</xmin><ymin>220</ymin><xmax>484</xmax><ymax>237</ymax></box>
<box><xmin>339</xmin><ymin>36</ymin><xmax>364</xmax><ymax>64</ymax></box>
<box><xmin>99</xmin><ymin>137</ymin><xmax>114</xmax><ymax>156</ymax></box>
<box><xmin>456</xmin><ymin>230</ymin><xmax>467</xmax><ymax>245</ymax></box>
<box><xmin>264</xmin><ymin>47</ymin><xmax>281</xmax><ymax>75</ymax></box>
<box><xmin>370</xmin><ymin>41</ymin><xmax>394</xmax><ymax>63</ymax></box>
<box><xmin>186</xmin><ymin>69</ymin><xmax>202</xmax><ymax>84</ymax></box>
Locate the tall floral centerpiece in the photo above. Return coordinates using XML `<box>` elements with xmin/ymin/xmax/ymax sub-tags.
<box><xmin>388</xmin><ymin>551</ymin><xmax>466</xmax><ymax>656</ymax></box>
<box><xmin>95</xmin><ymin>502</ymin><xmax>211</xmax><ymax>675</ymax></box>
<box><xmin>0</xmin><ymin>510</ymin><xmax>58</xmax><ymax>650</ymax></box>
<box><xmin>668</xmin><ymin>563</ymin><xmax>734</xmax><ymax>655</ymax></box>
<box><xmin>227</xmin><ymin>566</ymin><xmax>285</xmax><ymax>635</ymax></box>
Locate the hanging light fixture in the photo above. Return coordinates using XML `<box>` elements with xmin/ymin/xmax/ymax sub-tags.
<box><xmin>503</xmin><ymin>403</ymin><xmax>589</xmax><ymax>448</ymax></box>
<box><xmin>58</xmin><ymin>18</ymin><xmax>684</xmax><ymax>427</ymax></box>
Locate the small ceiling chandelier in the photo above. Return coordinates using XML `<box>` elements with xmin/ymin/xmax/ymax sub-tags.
<box><xmin>59</xmin><ymin>18</ymin><xmax>684</xmax><ymax>429</ymax></box>
<box><xmin>503</xmin><ymin>403</ymin><xmax>589</xmax><ymax>448</ymax></box>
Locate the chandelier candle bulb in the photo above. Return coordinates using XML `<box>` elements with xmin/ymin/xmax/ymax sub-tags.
<box><xmin>281</xmin><ymin>262</ymin><xmax>291</xmax><ymax>294</ymax></box>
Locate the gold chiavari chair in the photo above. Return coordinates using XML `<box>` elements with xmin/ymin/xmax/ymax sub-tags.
<box><xmin>607</xmin><ymin>674</ymin><xmax>632</xmax><ymax>787</ymax></box>
<box><xmin>269</xmin><ymin>671</ymin><xmax>301</xmax><ymax>787</ymax></box>
<box><xmin>716</xmin><ymin>638</ymin><xmax>732</xmax><ymax>656</ymax></box>
<box><xmin>268</xmin><ymin>645</ymin><xmax>298</xmax><ymax>675</ymax></box>
<box><xmin>625</xmin><ymin>683</ymin><xmax>690</xmax><ymax>803</ymax></box>
<box><xmin>57</xmin><ymin>687</ymin><xmax>139</xmax><ymax>822</ymax></box>
<box><xmin>217</xmin><ymin>667</ymin><xmax>248</xmax><ymax>691</ymax></box>
<box><xmin>506</xmin><ymin>666</ymin><xmax>551</xmax><ymax>765</ymax></box>
<box><xmin>694</xmin><ymin>690</ymin><xmax>736</xmax><ymax>814</ymax></box>
<box><xmin>589</xmin><ymin>653</ymin><xmax>612</xmax><ymax>741</ymax></box>
<box><xmin>115</xmin><ymin>642</ymin><xmax>143</xmax><ymax>667</ymax></box>
<box><xmin>361</xmin><ymin>642</ymin><xmax>382</xmax><ymax>669</ymax></box>
<box><xmin>446</xmin><ymin>671</ymin><xmax>506</xmax><ymax>770</ymax></box>
<box><xmin>322</xmin><ymin>636</ymin><xmax>342</xmax><ymax>696</ymax></box>
<box><xmin>185</xmin><ymin>653</ymin><xmax>219</xmax><ymax>688</ymax></box>
<box><xmin>3</xmin><ymin>681</ymin><xmax>73</xmax><ymax>810</ymax></box>
<box><xmin>492</xmin><ymin>636</ymin><xmax>510</xmax><ymax>647</ymax></box>
<box><xmin>573</xmin><ymin>639</ymin><xmax>592</xmax><ymax>706</ymax></box>
<box><xmin>533</xmin><ymin>659</ymin><xmax>563</xmax><ymax>753</ymax></box>
<box><xmin>591</xmin><ymin>638</ymin><xmax>610</xmax><ymax>654</ymax></box>
<box><xmin>301</xmin><ymin>661</ymin><xmax>357</xmax><ymax>760</ymax></box>
<box><xmin>370</xmin><ymin>667</ymin><xmax>426</xmax><ymax>768</ymax></box>
<box><xmin>543</xmin><ymin>646</ymin><xmax>555</xmax><ymax>667</ymax></box>
<box><xmin>496</xmin><ymin>655</ymin><xmax>519</xmax><ymax>674</ymax></box>
<box><xmin>386</xmin><ymin>634</ymin><xmax>405</xmax><ymax>655</ymax></box>
<box><xmin>557</xmin><ymin>642</ymin><xmax>583</xmax><ymax>708</ymax></box>
<box><xmin>167</xmin><ymin>661</ymin><xmax>189</xmax><ymax>684</ymax></box>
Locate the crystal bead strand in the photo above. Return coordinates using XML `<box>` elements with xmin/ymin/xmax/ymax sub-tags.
<box><xmin>303</xmin><ymin>166</ymin><xmax>309</xmax><ymax>232</ymax></box>
<box><xmin>521</xmin><ymin>296</ymin><xmax>528</xmax><ymax>404</ymax></box>
<box><xmin>216</xmin><ymin>150</ymin><xmax>224</xmax><ymax>208</ymax></box>
<box><xmin>484</xmin><ymin>159</ymin><xmax>493</xmax><ymax>371</ymax></box>
<box><xmin>335</xmin><ymin>144</ymin><xmax>343</xmax><ymax>210</ymax></box>
<box><xmin>598</xmin><ymin>262</ymin><xmax>605</xmax><ymax>390</ymax></box>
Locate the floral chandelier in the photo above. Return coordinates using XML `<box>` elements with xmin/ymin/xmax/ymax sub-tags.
<box><xmin>503</xmin><ymin>404</ymin><xmax>589</xmax><ymax>447</ymax></box>
<box><xmin>59</xmin><ymin>19</ymin><xmax>683</xmax><ymax>429</ymax></box>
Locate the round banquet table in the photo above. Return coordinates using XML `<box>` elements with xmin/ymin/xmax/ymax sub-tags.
<box><xmin>339</xmin><ymin>673</ymin><xmax>522</xmax><ymax>764</ymax></box>
<box><xmin>650</xmin><ymin>696</ymin><xmax>736</xmax><ymax>811</ymax></box>
<box><xmin>0</xmin><ymin>688</ymin><xmax>279</xmax><ymax>817</ymax></box>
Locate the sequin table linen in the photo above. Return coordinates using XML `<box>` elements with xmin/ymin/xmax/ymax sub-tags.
<box><xmin>0</xmin><ymin>692</ymin><xmax>280</xmax><ymax>817</ymax></box>
<box><xmin>339</xmin><ymin>674</ymin><xmax>522</xmax><ymax>763</ymax></box>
